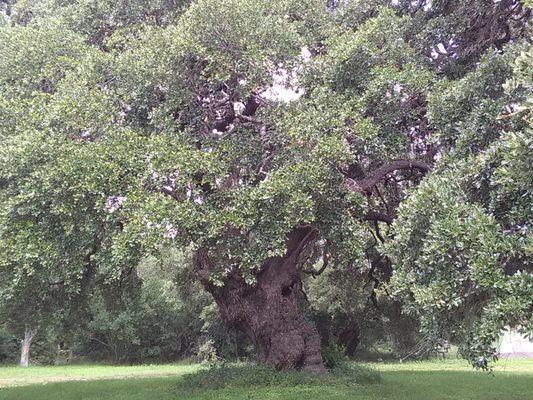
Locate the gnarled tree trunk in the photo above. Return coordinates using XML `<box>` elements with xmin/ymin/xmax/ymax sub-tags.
<box><xmin>195</xmin><ymin>228</ymin><xmax>326</xmax><ymax>373</ymax></box>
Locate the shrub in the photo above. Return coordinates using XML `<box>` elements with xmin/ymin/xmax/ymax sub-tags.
<box><xmin>322</xmin><ymin>342</ymin><xmax>347</xmax><ymax>369</ymax></box>
<box><xmin>196</xmin><ymin>338</ymin><xmax>220</xmax><ymax>366</ymax></box>
<box><xmin>177</xmin><ymin>362</ymin><xmax>381</xmax><ymax>393</ymax></box>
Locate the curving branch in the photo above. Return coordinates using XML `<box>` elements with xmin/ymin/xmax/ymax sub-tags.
<box><xmin>347</xmin><ymin>160</ymin><xmax>430</xmax><ymax>195</ymax></box>
<box><xmin>286</xmin><ymin>227</ymin><xmax>318</xmax><ymax>265</ymax></box>
<box><xmin>160</xmin><ymin>185</ymin><xmax>180</xmax><ymax>200</ymax></box>
<box><xmin>364</xmin><ymin>211</ymin><xmax>394</xmax><ymax>225</ymax></box>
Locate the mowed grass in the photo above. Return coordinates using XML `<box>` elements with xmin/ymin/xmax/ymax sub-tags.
<box><xmin>0</xmin><ymin>359</ymin><xmax>531</xmax><ymax>400</ymax></box>
<box><xmin>0</xmin><ymin>362</ymin><xmax>199</xmax><ymax>387</ymax></box>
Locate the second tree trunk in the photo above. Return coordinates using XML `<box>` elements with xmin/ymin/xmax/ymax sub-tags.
<box><xmin>20</xmin><ymin>328</ymin><xmax>35</xmax><ymax>368</ymax></box>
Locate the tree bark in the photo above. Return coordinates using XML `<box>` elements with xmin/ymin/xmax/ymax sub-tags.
<box><xmin>195</xmin><ymin>228</ymin><xmax>326</xmax><ymax>373</ymax></box>
<box><xmin>337</xmin><ymin>318</ymin><xmax>360</xmax><ymax>357</ymax></box>
<box><xmin>20</xmin><ymin>328</ymin><xmax>35</xmax><ymax>368</ymax></box>
<box><xmin>346</xmin><ymin>160</ymin><xmax>430</xmax><ymax>195</ymax></box>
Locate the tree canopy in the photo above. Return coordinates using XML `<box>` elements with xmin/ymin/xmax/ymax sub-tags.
<box><xmin>0</xmin><ymin>0</ymin><xmax>531</xmax><ymax>371</ymax></box>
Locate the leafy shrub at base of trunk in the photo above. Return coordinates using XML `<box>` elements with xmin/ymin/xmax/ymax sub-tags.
<box><xmin>321</xmin><ymin>342</ymin><xmax>347</xmax><ymax>370</ymax></box>
<box><xmin>177</xmin><ymin>362</ymin><xmax>381</xmax><ymax>393</ymax></box>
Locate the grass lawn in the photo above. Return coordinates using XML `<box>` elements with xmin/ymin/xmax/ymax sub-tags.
<box><xmin>0</xmin><ymin>362</ymin><xmax>199</xmax><ymax>387</ymax></box>
<box><xmin>0</xmin><ymin>359</ymin><xmax>531</xmax><ymax>400</ymax></box>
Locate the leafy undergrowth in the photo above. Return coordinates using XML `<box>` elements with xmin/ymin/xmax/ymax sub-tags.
<box><xmin>177</xmin><ymin>362</ymin><xmax>381</xmax><ymax>393</ymax></box>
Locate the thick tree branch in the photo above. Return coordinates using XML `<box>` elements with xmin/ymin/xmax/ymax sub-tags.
<box><xmin>364</xmin><ymin>211</ymin><xmax>394</xmax><ymax>225</ymax></box>
<box><xmin>347</xmin><ymin>160</ymin><xmax>430</xmax><ymax>194</ymax></box>
<box><xmin>286</xmin><ymin>227</ymin><xmax>318</xmax><ymax>265</ymax></box>
<box><xmin>213</xmin><ymin>93</ymin><xmax>261</xmax><ymax>132</ymax></box>
<box><xmin>160</xmin><ymin>186</ymin><xmax>180</xmax><ymax>201</ymax></box>
<box><xmin>372</xmin><ymin>220</ymin><xmax>385</xmax><ymax>243</ymax></box>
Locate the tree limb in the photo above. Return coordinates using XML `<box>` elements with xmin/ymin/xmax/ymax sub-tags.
<box><xmin>347</xmin><ymin>160</ymin><xmax>430</xmax><ymax>194</ymax></box>
<box><xmin>213</xmin><ymin>93</ymin><xmax>261</xmax><ymax>132</ymax></box>
<box><xmin>364</xmin><ymin>211</ymin><xmax>394</xmax><ymax>225</ymax></box>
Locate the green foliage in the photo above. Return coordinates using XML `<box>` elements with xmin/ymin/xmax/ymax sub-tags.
<box><xmin>176</xmin><ymin>0</ymin><xmax>300</xmax><ymax>85</ymax></box>
<box><xmin>0</xmin><ymin>324</ymin><xmax>17</xmax><ymax>363</ymax></box>
<box><xmin>195</xmin><ymin>338</ymin><xmax>220</xmax><ymax>366</ymax></box>
<box><xmin>11</xmin><ymin>0</ymin><xmax>189</xmax><ymax>39</ymax></box>
<box><xmin>72</xmin><ymin>247</ymin><xmax>242</xmax><ymax>363</ymax></box>
<box><xmin>321</xmin><ymin>342</ymin><xmax>347</xmax><ymax>369</ymax></box>
<box><xmin>427</xmin><ymin>47</ymin><xmax>520</xmax><ymax>153</ymax></box>
<box><xmin>384</xmin><ymin>41</ymin><xmax>533</xmax><ymax>362</ymax></box>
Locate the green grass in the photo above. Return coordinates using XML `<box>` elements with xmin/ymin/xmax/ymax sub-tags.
<box><xmin>0</xmin><ymin>359</ymin><xmax>531</xmax><ymax>400</ymax></box>
<box><xmin>0</xmin><ymin>362</ymin><xmax>199</xmax><ymax>387</ymax></box>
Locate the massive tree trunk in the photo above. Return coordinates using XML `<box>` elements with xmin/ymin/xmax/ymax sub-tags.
<box><xmin>195</xmin><ymin>228</ymin><xmax>326</xmax><ymax>373</ymax></box>
<box><xmin>20</xmin><ymin>328</ymin><xmax>36</xmax><ymax>368</ymax></box>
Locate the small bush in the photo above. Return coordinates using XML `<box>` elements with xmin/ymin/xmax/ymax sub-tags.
<box><xmin>322</xmin><ymin>342</ymin><xmax>347</xmax><ymax>369</ymax></box>
<box><xmin>195</xmin><ymin>338</ymin><xmax>220</xmax><ymax>366</ymax></box>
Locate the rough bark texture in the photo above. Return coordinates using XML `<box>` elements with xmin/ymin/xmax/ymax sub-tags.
<box><xmin>20</xmin><ymin>328</ymin><xmax>35</xmax><ymax>368</ymax></box>
<box><xmin>195</xmin><ymin>228</ymin><xmax>326</xmax><ymax>373</ymax></box>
